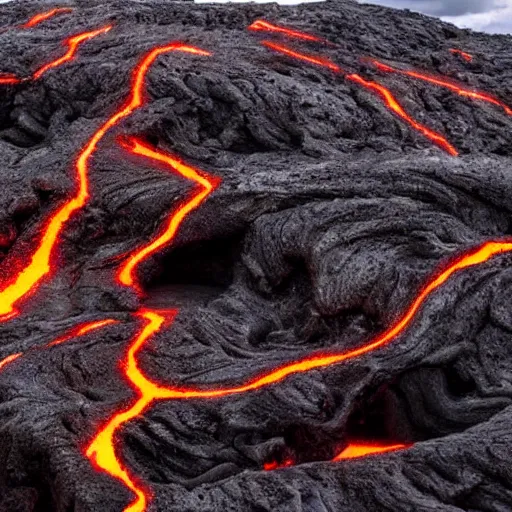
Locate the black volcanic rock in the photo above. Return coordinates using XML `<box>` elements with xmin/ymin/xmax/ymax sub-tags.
<box><xmin>0</xmin><ymin>0</ymin><xmax>512</xmax><ymax>511</ymax></box>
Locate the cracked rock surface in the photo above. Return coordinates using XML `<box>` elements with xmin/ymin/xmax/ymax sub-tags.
<box><xmin>1</xmin><ymin>0</ymin><xmax>512</xmax><ymax>510</ymax></box>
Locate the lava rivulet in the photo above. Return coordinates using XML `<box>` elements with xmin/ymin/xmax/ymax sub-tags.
<box><xmin>260</xmin><ymin>41</ymin><xmax>457</xmax><ymax>156</ymax></box>
<box><xmin>116</xmin><ymin>137</ymin><xmax>220</xmax><ymax>292</ymax></box>
<box><xmin>0</xmin><ymin>42</ymin><xmax>210</xmax><ymax>321</ymax></box>
<box><xmin>368</xmin><ymin>58</ymin><xmax>512</xmax><ymax>116</ymax></box>
<box><xmin>0</xmin><ymin>318</ymin><xmax>118</xmax><ymax>373</ymax></box>
<box><xmin>33</xmin><ymin>25</ymin><xmax>112</xmax><ymax>80</ymax></box>
<box><xmin>249</xmin><ymin>19</ymin><xmax>332</xmax><ymax>45</ymax></box>
<box><xmin>450</xmin><ymin>48</ymin><xmax>473</xmax><ymax>62</ymax></box>
<box><xmin>0</xmin><ymin>73</ymin><xmax>21</xmax><ymax>85</ymax></box>
<box><xmin>333</xmin><ymin>443</ymin><xmax>408</xmax><ymax>460</ymax></box>
<box><xmin>21</xmin><ymin>8</ymin><xmax>73</xmax><ymax>29</ymax></box>
<box><xmin>85</xmin><ymin>240</ymin><xmax>512</xmax><ymax>511</ymax></box>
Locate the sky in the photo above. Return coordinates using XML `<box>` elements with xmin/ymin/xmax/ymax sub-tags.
<box><xmin>0</xmin><ymin>0</ymin><xmax>510</xmax><ymax>34</ymax></box>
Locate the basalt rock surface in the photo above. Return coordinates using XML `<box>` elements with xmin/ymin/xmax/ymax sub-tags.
<box><xmin>1</xmin><ymin>0</ymin><xmax>512</xmax><ymax>511</ymax></box>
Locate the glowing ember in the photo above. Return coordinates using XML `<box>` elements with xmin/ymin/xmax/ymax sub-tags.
<box><xmin>0</xmin><ymin>318</ymin><xmax>118</xmax><ymax>372</ymax></box>
<box><xmin>0</xmin><ymin>73</ymin><xmax>21</xmax><ymax>85</ymax></box>
<box><xmin>116</xmin><ymin>137</ymin><xmax>220</xmax><ymax>292</ymax></box>
<box><xmin>260</xmin><ymin>41</ymin><xmax>457</xmax><ymax>155</ymax></box>
<box><xmin>333</xmin><ymin>443</ymin><xmax>408</xmax><ymax>460</ymax></box>
<box><xmin>368</xmin><ymin>58</ymin><xmax>512</xmax><ymax>116</ymax></box>
<box><xmin>0</xmin><ymin>42</ymin><xmax>210</xmax><ymax>321</ymax></box>
<box><xmin>33</xmin><ymin>26</ymin><xmax>113</xmax><ymax>80</ymax></box>
<box><xmin>263</xmin><ymin>458</ymin><xmax>294</xmax><ymax>471</ymax></box>
<box><xmin>248</xmin><ymin>19</ymin><xmax>331</xmax><ymax>45</ymax></box>
<box><xmin>86</xmin><ymin>241</ymin><xmax>512</xmax><ymax>511</ymax></box>
<box><xmin>21</xmin><ymin>8</ymin><xmax>73</xmax><ymax>29</ymax></box>
<box><xmin>450</xmin><ymin>48</ymin><xmax>473</xmax><ymax>62</ymax></box>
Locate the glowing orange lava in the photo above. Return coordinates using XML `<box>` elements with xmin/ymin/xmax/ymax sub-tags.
<box><xmin>263</xmin><ymin>458</ymin><xmax>294</xmax><ymax>471</ymax></box>
<box><xmin>450</xmin><ymin>48</ymin><xmax>473</xmax><ymax>62</ymax></box>
<box><xmin>368</xmin><ymin>58</ymin><xmax>512</xmax><ymax>116</ymax></box>
<box><xmin>86</xmin><ymin>240</ymin><xmax>512</xmax><ymax>511</ymax></box>
<box><xmin>333</xmin><ymin>443</ymin><xmax>408</xmax><ymax>460</ymax></box>
<box><xmin>0</xmin><ymin>318</ymin><xmax>118</xmax><ymax>372</ymax></box>
<box><xmin>33</xmin><ymin>25</ymin><xmax>112</xmax><ymax>80</ymax></box>
<box><xmin>21</xmin><ymin>8</ymin><xmax>73</xmax><ymax>29</ymax></box>
<box><xmin>0</xmin><ymin>42</ymin><xmax>210</xmax><ymax>321</ymax></box>
<box><xmin>0</xmin><ymin>73</ymin><xmax>21</xmax><ymax>85</ymax></box>
<box><xmin>248</xmin><ymin>19</ymin><xmax>331</xmax><ymax>45</ymax></box>
<box><xmin>260</xmin><ymin>42</ymin><xmax>457</xmax><ymax>155</ymax></box>
<box><xmin>116</xmin><ymin>137</ymin><xmax>220</xmax><ymax>292</ymax></box>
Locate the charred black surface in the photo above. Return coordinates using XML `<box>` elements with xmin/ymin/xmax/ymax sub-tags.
<box><xmin>0</xmin><ymin>0</ymin><xmax>512</xmax><ymax>511</ymax></box>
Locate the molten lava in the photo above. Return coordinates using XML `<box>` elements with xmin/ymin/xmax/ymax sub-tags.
<box><xmin>450</xmin><ymin>48</ymin><xmax>473</xmax><ymax>62</ymax></box>
<box><xmin>333</xmin><ymin>443</ymin><xmax>408</xmax><ymax>460</ymax></box>
<box><xmin>368</xmin><ymin>58</ymin><xmax>512</xmax><ymax>116</ymax></box>
<box><xmin>260</xmin><ymin>41</ymin><xmax>457</xmax><ymax>156</ymax></box>
<box><xmin>0</xmin><ymin>318</ymin><xmax>118</xmax><ymax>372</ymax></box>
<box><xmin>248</xmin><ymin>19</ymin><xmax>331</xmax><ymax>45</ymax></box>
<box><xmin>0</xmin><ymin>42</ymin><xmax>210</xmax><ymax>321</ymax></box>
<box><xmin>116</xmin><ymin>137</ymin><xmax>220</xmax><ymax>292</ymax></box>
<box><xmin>0</xmin><ymin>73</ymin><xmax>21</xmax><ymax>85</ymax></box>
<box><xmin>263</xmin><ymin>458</ymin><xmax>294</xmax><ymax>471</ymax></box>
<box><xmin>86</xmin><ymin>240</ymin><xmax>512</xmax><ymax>511</ymax></box>
<box><xmin>33</xmin><ymin>26</ymin><xmax>112</xmax><ymax>80</ymax></box>
<box><xmin>21</xmin><ymin>8</ymin><xmax>73</xmax><ymax>29</ymax></box>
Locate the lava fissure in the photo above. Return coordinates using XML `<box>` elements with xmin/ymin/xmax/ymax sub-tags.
<box><xmin>248</xmin><ymin>19</ymin><xmax>334</xmax><ymax>46</ymax></box>
<box><xmin>260</xmin><ymin>41</ymin><xmax>457</xmax><ymax>155</ymax></box>
<box><xmin>449</xmin><ymin>48</ymin><xmax>473</xmax><ymax>62</ymax></box>
<box><xmin>86</xmin><ymin>240</ymin><xmax>512</xmax><ymax>511</ymax></box>
<box><xmin>21</xmin><ymin>8</ymin><xmax>74</xmax><ymax>29</ymax></box>
<box><xmin>333</xmin><ymin>443</ymin><xmax>409</xmax><ymax>460</ymax></box>
<box><xmin>368</xmin><ymin>58</ymin><xmax>512</xmax><ymax>116</ymax></box>
<box><xmin>0</xmin><ymin>42</ymin><xmax>210</xmax><ymax>321</ymax></box>
<box><xmin>0</xmin><ymin>318</ymin><xmax>118</xmax><ymax>373</ymax></box>
<box><xmin>116</xmin><ymin>137</ymin><xmax>220</xmax><ymax>292</ymax></box>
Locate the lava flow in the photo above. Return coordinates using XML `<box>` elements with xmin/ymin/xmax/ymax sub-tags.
<box><xmin>116</xmin><ymin>137</ymin><xmax>220</xmax><ymax>292</ymax></box>
<box><xmin>333</xmin><ymin>443</ymin><xmax>408</xmax><ymax>460</ymax></box>
<box><xmin>33</xmin><ymin>25</ymin><xmax>112</xmax><ymax>80</ymax></box>
<box><xmin>0</xmin><ymin>318</ymin><xmax>118</xmax><ymax>373</ymax></box>
<box><xmin>0</xmin><ymin>42</ymin><xmax>210</xmax><ymax>321</ymax></box>
<box><xmin>86</xmin><ymin>240</ymin><xmax>512</xmax><ymax>512</ymax></box>
<box><xmin>0</xmin><ymin>73</ymin><xmax>20</xmax><ymax>85</ymax></box>
<box><xmin>450</xmin><ymin>48</ymin><xmax>473</xmax><ymax>62</ymax></box>
<box><xmin>261</xmin><ymin>41</ymin><xmax>458</xmax><ymax>156</ymax></box>
<box><xmin>21</xmin><ymin>8</ymin><xmax>73</xmax><ymax>29</ymax></box>
<box><xmin>368</xmin><ymin>58</ymin><xmax>512</xmax><ymax>116</ymax></box>
<box><xmin>248</xmin><ymin>19</ymin><xmax>332</xmax><ymax>45</ymax></box>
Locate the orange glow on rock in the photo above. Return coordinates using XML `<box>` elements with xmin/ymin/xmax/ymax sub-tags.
<box><xmin>449</xmin><ymin>48</ymin><xmax>473</xmax><ymax>62</ymax></box>
<box><xmin>368</xmin><ymin>58</ymin><xmax>512</xmax><ymax>116</ymax></box>
<box><xmin>116</xmin><ymin>137</ymin><xmax>220</xmax><ymax>291</ymax></box>
<box><xmin>263</xmin><ymin>457</ymin><xmax>294</xmax><ymax>471</ymax></box>
<box><xmin>0</xmin><ymin>73</ymin><xmax>21</xmax><ymax>85</ymax></box>
<box><xmin>333</xmin><ymin>443</ymin><xmax>408</xmax><ymax>460</ymax></box>
<box><xmin>261</xmin><ymin>42</ymin><xmax>457</xmax><ymax>155</ymax></box>
<box><xmin>346</xmin><ymin>73</ymin><xmax>458</xmax><ymax>156</ymax></box>
<box><xmin>0</xmin><ymin>318</ymin><xmax>118</xmax><ymax>372</ymax></box>
<box><xmin>21</xmin><ymin>8</ymin><xmax>73</xmax><ymax>29</ymax></box>
<box><xmin>261</xmin><ymin>40</ymin><xmax>342</xmax><ymax>72</ymax></box>
<box><xmin>0</xmin><ymin>42</ymin><xmax>210</xmax><ymax>321</ymax></box>
<box><xmin>248</xmin><ymin>19</ymin><xmax>330</xmax><ymax>45</ymax></box>
<box><xmin>33</xmin><ymin>25</ymin><xmax>112</xmax><ymax>80</ymax></box>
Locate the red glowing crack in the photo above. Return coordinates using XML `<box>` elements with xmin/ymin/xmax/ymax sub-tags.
<box><xmin>0</xmin><ymin>73</ymin><xmax>21</xmax><ymax>85</ymax></box>
<box><xmin>0</xmin><ymin>318</ymin><xmax>118</xmax><ymax>372</ymax></box>
<box><xmin>116</xmin><ymin>137</ymin><xmax>220</xmax><ymax>293</ymax></box>
<box><xmin>0</xmin><ymin>42</ymin><xmax>210</xmax><ymax>321</ymax></box>
<box><xmin>86</xmin><ymin>240</ymin><xmax>512</xmax><ymax>512</ymax></box>
<box><xmin>368</xmin><ymin>58</ymin><xmax>512</xmax><ymax>117</ymax></box>
<box><xmin>261</xmin><ymin>41</ymin><xmax>458</xmax><ymax>156</ymax></box>
<box><xmin>449</xmin><ymin>48</ymin><xmax>473</xmax><ymax>62</ymax></box>
<box><xmin>248</xmin><ymin>19</ymin><xmax>332</xmax><ymax>45</ymax></box>
<box><xmin>263</xmin><ymin>457</ymin><xmax>294</xmax><ymax>471</ymax></box>
<box><xmin>21</xmin><ymin>8</ymin><xmax>73</xmax><ymax>29</ymax></box>
<box><xmin>333</xmin><ymin>443</ymin><xmax>408</xmax><ymax>460</ymax></box>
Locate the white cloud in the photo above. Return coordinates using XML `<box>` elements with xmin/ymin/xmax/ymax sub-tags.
<box><xmin>442</xmin><ymin>0</ymin><xmax>512</xmax><ymax>33</ymax></box>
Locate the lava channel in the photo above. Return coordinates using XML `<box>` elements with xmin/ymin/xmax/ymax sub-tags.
<box><xmin>333</xmin><ymin>443</ymin><xmax>409</xmax><ymax>460</ymax></box>
<box><xmin>116</xmin><ymin>137</ymin><xmax>220</xmax><ymax>293</ymax></box>
<box><xmin>368</xmin><ymin>58</ymin><xmax>512</xmax><ymax>116</ymax></box>
<box><xmin>449</xmin><ymin>48</ymin><xmax>473</xmax><ymax>62</ymax></box>
<box><xmin>0</xmin><ymin>42</ymin><xmax>210</xmax><ymax>321</ymax></box>
<box><xmin>0</xmin><ymin>73</ymin><xmax>21</xmax><ymax>85</ymax></box>
<box><xmin>248</xmin><ymin>19</ymin><xmax>334</xmax><ymax>46</ymax></box>
<box><xmin>21</xmin><ymin>8</ymin><xmax>73</xmax><ymax>29</ymax></box>
<box><xmin>260</xmin><ymin>41</ymin><xmax>458</xmax><ymax>156</ymax></box>
<box><xmin>86</xmin><ymin>240</ymin><xmax>512</xmax><ymax>512</ymax></box>
<box><xmin>0</xmin><ymin>318</ymin><xmax>118</xmax><ymax>373</ymax></box>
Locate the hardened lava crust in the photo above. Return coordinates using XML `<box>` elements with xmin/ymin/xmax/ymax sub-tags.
<box><xmin>0</xmin><ymin>0</ymin><xmax>512</xmax><ymax>511</ymax></box>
